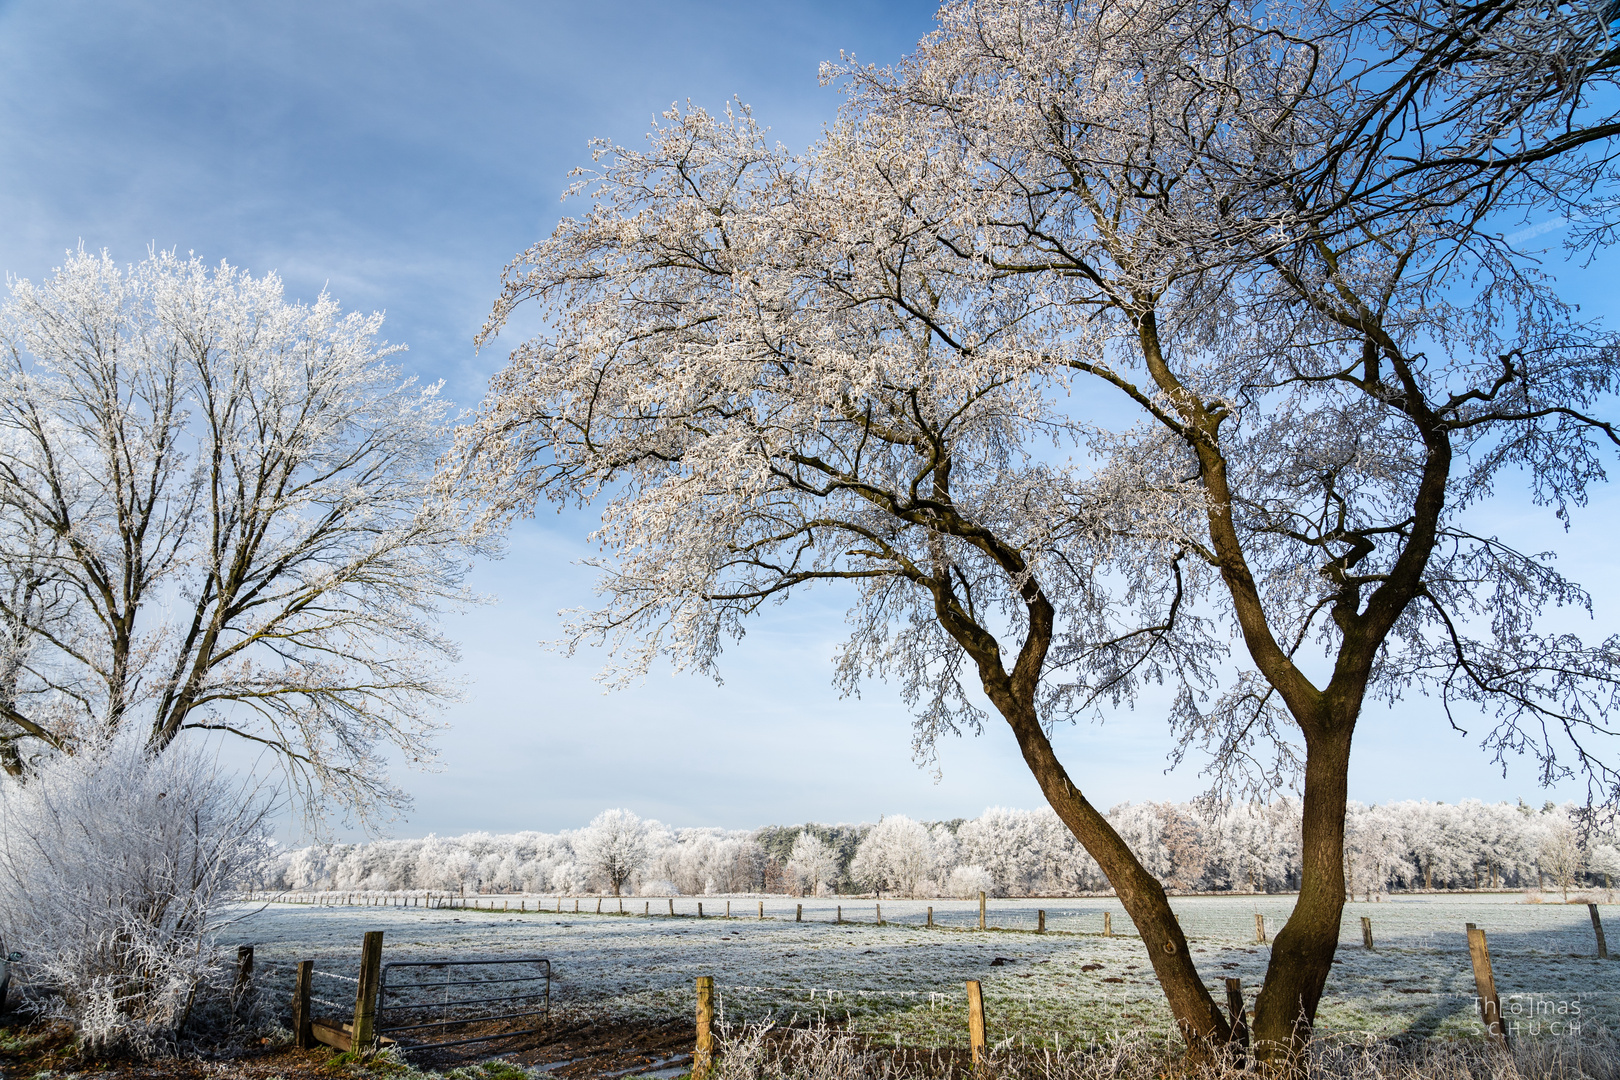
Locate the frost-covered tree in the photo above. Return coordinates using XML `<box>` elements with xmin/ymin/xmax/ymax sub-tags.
<box><xmin>454</xmin><ymin>0</ymin><xmax>1620</xmax><ymax>1062</ymax></box>
<box><xmin>785</xmin><ymin>830</ymin><xmax>839</xmax><ymax>896</ymax></box>
<box><xmin>945</xmin><ymin>864</ymin><xmax>994</xmax><ymax>899</ymax></box>
<box><xmin>1590</xmin><ymin>836</ymin><xmax>1620</xmax><ymax>889</ymax></box>
<box><xmin>1538</xmin><ymin>813</ymin><xmax>1586</xmax><ymax>901</ymax></box>
<box><xmin>0</xmin><ymin>249</ymin><xmax>477</xmax><ymax>825</ymax></box>
<box><xmin>850</xmin><ymin>815</ymin><xmax>934</xmax><ymax>896</ymax></box>
<box><xmin>1344</xmin><ymin>804</ymin><xmax>1407</xmax><ymax>899</ymax></box>
<box><xmin>0</xmin><ymin>735</ymin><xmax>271</xmax><ymax>1054</ymax></box>
<box><xmin>578</xmin><ymin>808</ymin><xmax>649</xmax><ymax>895</ymax></box>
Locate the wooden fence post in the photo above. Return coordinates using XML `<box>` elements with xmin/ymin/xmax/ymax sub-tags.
<box><xmin>0</xmin><ymin>950</ymin><xmax>14</xmax><ymax>1019</ymax></box>
<box><xmin>1037</xmin><ymin>910</ymin><xmax>1046</xmax><ymax>934</ymax></box>
<box><xmin>695</xmin><ymin>976</ymin><xmax>715</xmax><ymax>1080</ymax></box>
<box><xmin>726</xmin><ymin>901</ymin><xmax>731</xmax><ymax>918</ymax></box>
<box><xmin>1224</xmin><ymin>977</ymin><xmax>1249</xmax><ymax>1053</ymax></box>
<box><xmin>796</xmin><ymin>904</ymin><xmax>803</xmax><ymax>922</ymax></box>
<box><xmin>1362</xmin><ymin>917</ymin><xmax>1374</xmax><ymax>950</ymax></box>
<box><xmin>698</xmin><ymin>902</ymin><xmax>704</xmax><ymax>918</ymax></box>
<box><xmin>670</xmin><ymin>898</ymin><xmax>676</xmax><ymax>916</ymax></box>
<box><xmin>836</xmin><ymin>905</ymin><xmax>842</xmax><ymax>924</ymax></box>
<box><xmin>966</xmin><ymin>979</ymin><xmax>987</xmax><ymax>1067</ymax></box>
<box><xmin>351</xmin><ymin>930</ymin><xmax>385</xmax><ymax>1053</ymax></box>
<box><xmin>927</xmin><ymin>906</ymin><xmax>933</xmax><ymax>927</ymax></box>
<box><xmin>1466</xmin><ymin>926</ymin><xmax>1509</xmax><ymax>1049</ymax></box>
<box><xmin>876</xmin><ymin>904</ymin><xmax>882</xmax><ymax>925</ymax></box>
<box><xmin>234</xmin><ymin>945</ymin><xmax>254</xmax><ymax>998</ymax></box>
<box><xmin>1103</xmin><ymin>912</ymin><xmax>1112</xmax><ymax>937</ymax></box>
<box><xmin>291</xmin><ymin>960</ymin><xmax>314</xmax><ymax>1049</ymax></box>
<box><xmin>979</xmin><ymin>892</ymin><xmax>986</xmax><ymax>930</ymax></box>
<box><xmin>596</xmin><ymin>898</ymin><xmax>603</xmax><ymax>914</ymax></box>
<box><xmin>759</xmin><ymin>901</ymin><xmax>764</xmax><ymax>919</ymax></box>
<box><xmin>1589</xmin><ymin>904</ymin><xmax>1608</xmax><ymax>959</ymax></box>
<box><xmin>1254</xmin><ymin>913</ymin><xmax>1266</xmax><ymax>944</ymax></box>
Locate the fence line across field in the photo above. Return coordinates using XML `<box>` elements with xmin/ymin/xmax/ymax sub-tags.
<box><xmin>244</xmin><ymin>892</ymin><xmax>1614</xmax><ymax>956</ymax></box>
<box><xmin>249</xmin><ymin>918</ymin><xmax>1613</xmax><ymax>1071</ymax></box>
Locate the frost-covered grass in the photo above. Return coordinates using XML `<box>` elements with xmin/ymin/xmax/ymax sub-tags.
<box><xmin>227</xmin><ymin>894</ymin><xmax>1619</xmax><ymax>1050</ymax></box>
<box><xmin>710</xmin><ymin>1023</ymin><xmax>1620</xmax><ymax>1080</ymax></box>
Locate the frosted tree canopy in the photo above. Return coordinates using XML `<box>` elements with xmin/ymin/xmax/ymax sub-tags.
<box><xmin>452</xmin><ymin>0</ymin><xmax>1620</xmax><ymax>1062</ymax></box>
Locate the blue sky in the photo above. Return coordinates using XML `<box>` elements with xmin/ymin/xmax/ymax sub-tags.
<box><xmin>0</xmin><ymin>0</ymin><xmax>1612</xmax><ymax>840</ymax></box>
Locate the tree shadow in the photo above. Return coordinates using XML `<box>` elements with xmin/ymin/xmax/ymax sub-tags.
<box><xmin>1397</xmin><ymin>995</ymin><xmax>1471</xmax><ymax>1040</ymax></box>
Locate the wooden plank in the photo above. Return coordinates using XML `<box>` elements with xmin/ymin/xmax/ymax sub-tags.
<box><xmin>310</xmin><ymin>1018</ymin><xmax>352</xmax><ymax>1053</ymax></box>
<box><xmin>979</xmin><ymin>892</ymin><xmax>986</xmax><ymax>930</ymax></box>
<box><xmin>309</xmin><ymin>1018</ymin><xmax>396</xmax><ymax>1053</ymax></box>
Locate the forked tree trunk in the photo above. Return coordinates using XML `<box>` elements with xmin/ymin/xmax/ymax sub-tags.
<box><xmin>986</xmin><ymin>664</ymin><xmax>1356</xmax><ymax>1074</ymax></box>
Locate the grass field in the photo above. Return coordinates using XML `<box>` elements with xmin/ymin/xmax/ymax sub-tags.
<box><xmin>228</xmin><ymin>893</ymin><xmax>1619</xmax><ymax>1049</ymax></box>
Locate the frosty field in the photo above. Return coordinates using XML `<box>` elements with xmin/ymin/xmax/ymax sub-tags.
<box><xmin>228</xmin><ymin>894</ymin><xmax>1619</xmax><ymax>1048</ymax></box>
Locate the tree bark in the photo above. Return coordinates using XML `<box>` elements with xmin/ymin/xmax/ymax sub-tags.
<box><xmin>1251</xmin><ymin>725</ymin><xmax>1351</xmax><ymax>1068</ymax></box>
<box><xmin>999</xmin><ymin>701</ymin><xmax>1231</xmax><ymax>1051</ymax></box>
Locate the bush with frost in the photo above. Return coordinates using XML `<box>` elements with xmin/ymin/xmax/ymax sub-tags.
<box><xmin>945</xmin><ymin>864</ymin><xmax>994</xmax><ymax>899</ymax></box>
<box><xmin>0</xmin><ymin>737</ymin><xmax>272</xmax><ymax>1056</ymax></box>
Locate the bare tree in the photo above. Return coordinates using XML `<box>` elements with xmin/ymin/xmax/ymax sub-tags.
<box><xmin>0</xmin><ymin>248</ymin><xmax>477</xmax><ymax>825</ymax></box>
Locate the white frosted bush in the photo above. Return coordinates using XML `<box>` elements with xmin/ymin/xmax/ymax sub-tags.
<box><xmin>946</xmin><ymin>864</ymin><xmax>994</xmax><ymax>900</ymax></box>
<box><xmin>0</xmin><ymin>738</ymin><xmax>272</xmax><ymax>1055</ymax></box>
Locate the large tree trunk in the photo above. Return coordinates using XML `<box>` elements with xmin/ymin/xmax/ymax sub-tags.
<box><xmin>998</xmin><ymin>703</ymin><xmax>1232</xmax><ymax>1052</ymax></box>
<box><xmin>939</xmin><ymin>555</ymin><xmax>1232</xmax><ymax>1058</ymax></box>
<box><xmin>1250</xmin><ymin>726</ymin><xmax>1351</xmax><ymax>1070</ymax></box>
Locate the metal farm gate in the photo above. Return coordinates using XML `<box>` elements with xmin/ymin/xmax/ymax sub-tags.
<box><xmin>375</xmin><ymin>957</ymin><xmax>551</xmax><ymax>1052</ymax></box>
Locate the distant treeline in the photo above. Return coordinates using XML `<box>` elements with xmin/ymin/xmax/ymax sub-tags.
<box><xmin>262</xmin><ymin>798</ymin><xmax>1618</xmax><ymax>899</ymax></box>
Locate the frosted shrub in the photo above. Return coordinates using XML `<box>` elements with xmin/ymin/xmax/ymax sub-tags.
<box><xmin>945</xmin><ymin>865</ymin><xmax>993</xmax><ymax>899</ymax></box>
<box><xmin>0</xmin><ymin>738</ymin><xmax>272</xmax><ymax>1056</ymax></box>
<box><xmin>710</xmin><ymin>1025</ymin><xmax>1620</xmax><ymax>1080</ymax></box>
